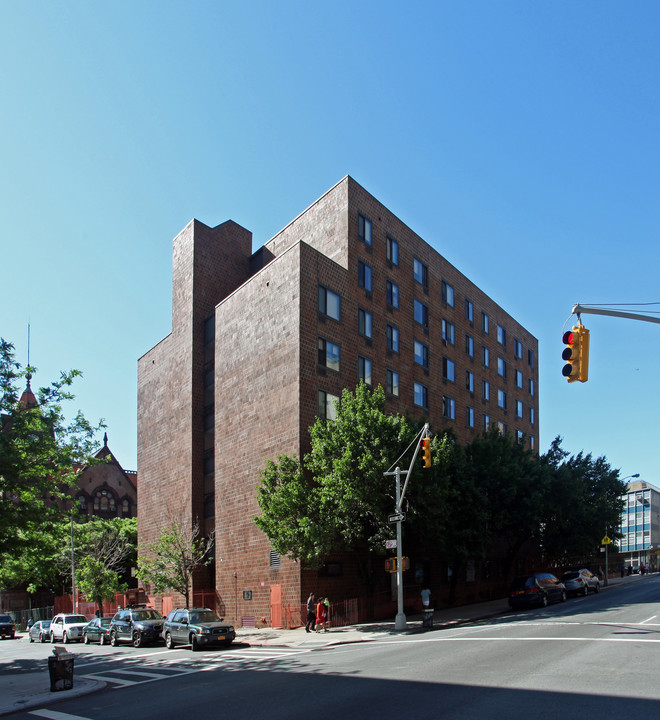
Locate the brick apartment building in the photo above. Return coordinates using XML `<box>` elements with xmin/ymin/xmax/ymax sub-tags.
<box><xmin>138</xmin><ymin>176</ymin><xmax>539</xmax><ymax>625</ymax></box>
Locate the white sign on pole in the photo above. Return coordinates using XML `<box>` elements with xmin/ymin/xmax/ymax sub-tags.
<box><xmin>385</xmin><ymin>539</ymin><xmax>397</xmax><ymax>549</ymax></box>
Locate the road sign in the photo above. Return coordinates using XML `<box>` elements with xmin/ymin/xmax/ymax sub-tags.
<box><xmin>388</xmin><ymin>512</ymin><xmax>406</xmax><ymax>523</ymax></box>
<box><xmin>602</xmin><ymin>535</ymin><xmax>611</xmax><ymax>545</ymax></box>
<box><xmin>385</xmin><ymin>539</ymin><xmax>397</xmax><ymax>549</ymax></box>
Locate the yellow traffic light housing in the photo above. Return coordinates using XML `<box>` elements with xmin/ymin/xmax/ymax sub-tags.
<box><xmin>562</xmin><ymin>323</ymin><xmax>590</xmax><ymax>383</ymax></box>
<box><xmin>421</xmin><ymin>437</ymin><xmax>431</xmax><ymax>468</ymax></box>
<box><xmin>385</xmin><ymin>558</ymin><xmax>397</xmax><ymax>573</ymax></box>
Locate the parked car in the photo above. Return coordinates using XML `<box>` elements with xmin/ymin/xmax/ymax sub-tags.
<box><xmin>509</xmin><ymin>572</ymin><xmax>567</xmax><ymax>609</ymax></box>
<box><xmin>163</xmin><ymin>607</ymin><xmax>236</xmax><ymax>651</ymax></box>
<box><xmin>109</xmin><ymin>605</ymin><xmax>164</xmax><ymax>647</ymax></box>
<box><xmin>561</xmin><ymin>569</ymin><xmax>600</xmax><ymax>597</ymax></box>
<box><xmin>0</xmin><ymin>615</ymin><xmax>15</xmax><ymax>639</ymax></box>
<box><xmin>83</xmin><ymin>616</ymin><xmax>113</xmax><ymax>645</ymax></box>
<box><xmin>28</xmin><ymin>620</ymin><xmax>51</xmax><ymax>643</ymax></box>
<box><xmin>50</xmin><ymin>613</ymin><xmax>90</xmax><ymax>643</ymax></box>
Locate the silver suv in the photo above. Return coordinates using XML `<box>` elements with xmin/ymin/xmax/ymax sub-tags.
<box><xmin>49</xmin><ymin>613</ymin><xmax>89</xmax><ymax>643</ymax></box>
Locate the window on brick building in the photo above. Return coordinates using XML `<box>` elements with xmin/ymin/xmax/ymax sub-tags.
<box><xmin>514</xmin><ymin>338</ymin><xmax>523</xmax><ymax>359</ymax></box>
<box><xmin>529</xmin><ymin>378</ymin><xmax>535</xmax><ymax>396</ymax></box>
<box><xmin>442</xmin><ymin>357</ymin><xmax>455</xmax><ymax>382</ymax></box>
<box><xmin>358</xmin><ymin>260</ymin><xmax>372</xmax><ymax>292</ymax></box>
<box><xmin>481</xmin><ymin>312</ymin><xmax>489</xmax><ymax>334</ymax></box>
<box><xmin>442</xmin><ymin>281</ymin><xmax>455</xmax><ymax>307</ymax></box>
<box><xmin>414</xmin><ymin>299</ymin><xmax>429</xmax><ymax>330</ymax></box>
<box><xmin>414</xmin><ymin>382</ymin><xmax>428</xmax><ymax>409</ymax></box>
<box><xmin>387</xmin><ymin>369</ymin><xmax>399</xmax><ymax>397</ymax></box>
<box><xmin>497</xmin><ymin>324</ymin><xmax>506</xmax><ymax>347</ymax></box>
<box><xmin>530</xmin><ymin>407</ymin><xmax>535</xmax><ymax>426</ymax></box>
<box><xmin>318</xmin><ymin>285</ymin><xmax>341</xmax><ymax>321</ymax></box>
<box><xmin>497</xmin><ymin>357</ymin><xmax>507</xmax><ymax>379</ymax></box>
<box><xmin>498</xmin><ymin>389</ymin><xmax>507</xmax><ymax>410</ymax></box>
<box><xmin>465</xmin><ymin>299</ymin><xmax>474</xmax><ymax>324</ymax></box>
<box><xmin>483</xmin><ymin>414</ymin><xmax>491</xmax><ymax>431</ymax></box>
<box><xmin>516</xmin><ymin>430</ymin><xmax>524</xmax><ymax>444</ymax></box>
<box><xmin>387</xmin><ymin>236</ymin><xmax>399</xmax><ymax>266</ymax></box>
<box><xmin>358</xmin><ymin>356</ymin><xmax>372</xmax><ymax>386</ymax></box>
<box><xmin>482</xmin><ymin>346</ymin><xmax>490</xmax><ymax>367</ymax></box>
<box><xmin>516</xmin><ymin>399</ymin><xmax>523</xmax><ymax>418</ymax></box>
<box><xmin>466</xmin><ymin>370</ymin><xmax>474</xmax><ymax>393</ymax></box>
<box><xmin>528</xmin><ymin>349</ymin><xmax>535</xmax><ymax>369</ymax></box>
<box><xmin>386</xmin><ymin>280</ymin><xmax>399</xmax><ymax>309</ymax></box>
<box><xmin>466</xmin><ymin>406</ymin><xmax>475</xmax><ymax>428</ymax></box>
<box><xmin>318</xmin><ymin>338</ymin><xmax>340</xmax><ymax>372</ymax></box>
<box><xmin>358</xmin><ymin>308</ymin><xmax>373</xmax><ymax>339</ymax></box>
<box><xmin>465</xmin><ymin>333</ymin><xmax>474</xmax><ymax>358</ymax></box>
<box><xmin>442</xmin><ymin>395</ymin><xmax>455</xmax><ymax>420</ymax></box>
<box><xmin>386</xmin><ymin>324</ymin><xmax>399</xmax><ymax>353</ymax></box>
<box><xmin>482</xmin><ymin>379</ymin><xmax>490</xmax><ymax>401</ymax></box>
<box><xmin>413</xmin><ymin>258</ymin><xmax>428</xmax><ymax>290</ymax></box>
<box><xmin>318</xmin><ymin>390</ymin><xmax>339</xmax><ymax>420</ymax></box>
<box><xmin>414</xmin><ymin>340</ymin><xmax>428</xmax><ymax>369</ymax></box>
<box><xmin>515</xmin><ymin>369</ymin><xmax>523</xmax><ymax>389</ymax></box>
<box><xmin>442</xmin><ymin>319</ymin><xmax>455</xmax><ymax>345</ymax></box>
<box><xmin>497</xmin><ymin>420</ymin><xmax>507</xmax><ymax>434</ymax></box>
<box><xmin>358</xmin><ymin>214</ymin><xmax>372</xmax><ymax>246</ymax></box>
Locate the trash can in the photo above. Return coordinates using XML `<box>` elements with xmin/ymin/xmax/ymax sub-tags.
<box><xmin>422</xmin><ymin>608</ymin><xmax>434</xmax><ymax>628</ymax></box>
<box><xmin>48</xmin><ymin>647</ymin><xmax>75</xmax><ymax>691</ymax></box>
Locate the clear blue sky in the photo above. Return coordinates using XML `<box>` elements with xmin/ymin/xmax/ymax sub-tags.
<box><xmin>2</xmin><ymin>1</ymin><xmax>659</xmax><ymax>484</ymax></box>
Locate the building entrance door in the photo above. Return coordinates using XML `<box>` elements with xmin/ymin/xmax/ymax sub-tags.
<box><xmin>270</xmin><ymin>584</ymin><xmax>282</xmax><ymax>628</ymax></box>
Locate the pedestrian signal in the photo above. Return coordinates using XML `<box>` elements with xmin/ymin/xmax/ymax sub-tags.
<box><xmin>385</xmin><ymin>558</ymin><xmax>397</xmax><ymax>573</ymax></box>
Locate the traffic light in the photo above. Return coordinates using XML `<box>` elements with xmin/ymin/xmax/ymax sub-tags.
<box><xmin>384</xmin><ymin>558</ymin><xmax>397</xmax><ymax>573</ymax></box>
<box><xmin>421</xmin><ymin>437</ymin><xmax>431</xmax><ymax>468</ymax></box>
<box><xmin>562</xmin><ymin>324</ymin><xmax>590</xmax><ymax>383</ymax></box>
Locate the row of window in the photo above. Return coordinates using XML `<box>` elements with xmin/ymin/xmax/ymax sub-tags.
<box><xmin>320</xmin><ymin>286</ymin><xmax>536</xmax><ymax>396</ymax></box>
<box><xmin>319</xmin><ymin>386</ymin><xmax>534</xmax><ymax>447</ymax></box>
<box><xmin>356</xmin><ymin>212</ymin><xmax>535</xmax><ymax>367</ymax></box>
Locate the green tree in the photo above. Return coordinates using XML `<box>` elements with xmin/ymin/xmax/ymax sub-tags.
<box><xmin>538</xmin><ymin>437</ymin><xmax>626</xmax><ymax>562</ymax></box>
<box><xmin>73</xmin><ymin>517</ymin><xmax>137</xmax><ymax>615</ymax></box>
<box><xmin>0</xmin><ymin>338</ymin><xmax>102</xmax><ymax>569</ymax></box>
<box><xmin>136</xmin><ymin>520</ymin><xmax>213</xmax><ymax>608</ymax></box>
<box><xmin>255</xmin><ymin>383</ymin><xmax>418</xmax><ymax>593</ymax></box>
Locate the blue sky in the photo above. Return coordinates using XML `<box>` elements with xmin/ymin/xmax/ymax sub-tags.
<box><xmin>2</xmin><ymin>1</ymin><xmax>659</xmax><ymax>484</ymax></box>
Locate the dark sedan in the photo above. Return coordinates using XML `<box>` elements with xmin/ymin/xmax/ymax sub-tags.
<box><xmin>0</xmin><ymin>615</ymin><xmax>15</xmax><ymax>639</ymax></box>
<box><xmin>509</xmin><ymin>572</ymin><xmax>567</xmax><ymax>609</ymax></box>
<box><xmin>83</xmin><ymin>617</ymin><xmax>113</xmax><ymax>645</ymax></box>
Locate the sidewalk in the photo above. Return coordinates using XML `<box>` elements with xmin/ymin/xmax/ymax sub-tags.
<box><xmin>0</xmin><ymin>572</ymin><xmax>648</xmax><ymax>716</ymax></box>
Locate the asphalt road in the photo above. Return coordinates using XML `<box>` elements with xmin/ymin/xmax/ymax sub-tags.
<box><xmin>7</xmin><ymin>577</ymin><xmax>660</xmax><ymax>719</ymax></box>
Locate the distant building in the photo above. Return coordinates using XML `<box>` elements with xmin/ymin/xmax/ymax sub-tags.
<box><xmin>617</xmin><ymin>480</ymin><xmax>660</xmax><ymax>571</ymax></box>
<box><xmin>74</xmin><ymin>433</ymin><xmax>137</xmax><ymax>519</ymax></box>
<box><xmin>138</xmin><ymin>176</ymin><xmax>540</xmax><ymax>624</ymax></box>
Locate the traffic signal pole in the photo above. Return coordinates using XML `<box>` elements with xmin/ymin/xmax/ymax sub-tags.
<box><xmin>384</xmin><ymin>422</ymin><xmax>430</xmax><ymax>632</ymax></box>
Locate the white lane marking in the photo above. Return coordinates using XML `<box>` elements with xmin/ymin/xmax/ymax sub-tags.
<box><xmin>29</xmin><ymin>711</ymin><xmax>94</xmax><ymax>720</ymax></box>
<box><xmin>641</xmin><ymin>615</ymin><xmax>657</xmax><ymax>624</ymax></box>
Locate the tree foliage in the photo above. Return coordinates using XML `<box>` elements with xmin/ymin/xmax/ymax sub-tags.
<box><xmin>0</xmin><ymin>337</ymin><xmax>102</xmax><ymax>566</ymax></box>
<box><xmin>254</xmin><ymin>383</ymin><xmax>627</xmax><ymax>588</ymax></box>
<box><xmin>136</xmin><ymin>520</ymin><xmax>213</xmax><ymax>608</ymax></box>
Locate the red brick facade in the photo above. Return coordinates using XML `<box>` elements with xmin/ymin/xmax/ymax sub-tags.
<box><xmin>138</xmin><ymin>177</ymin><xmax>539</xmax><ymax>625</ymax></box>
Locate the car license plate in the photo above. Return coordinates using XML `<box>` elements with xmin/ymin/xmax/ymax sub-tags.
<box><xmin>217</xmin><ymin>635</ymin><xmax>225</xmax><ymax>641</ymax></box>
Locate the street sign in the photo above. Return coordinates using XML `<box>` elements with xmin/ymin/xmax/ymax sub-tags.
<box><xmin>385</xmin><ymin>539</ymin><xmax>397</xmax><ymax>549</ymax></box>
<box><xmin>388</xmin><ymin>512</ymin><xmax>406</xmax><ymax>523</ymax></box>
<box><xmin>602</xmin><ymin>535</ymin><xmax>611</xmax><ymax>545</ymax></box>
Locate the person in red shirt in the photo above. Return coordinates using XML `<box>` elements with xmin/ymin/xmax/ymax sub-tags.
<box><xmin>315</xmin><ymin>597</ymin><xmax>327</xmax><ymax>632</ymax></box>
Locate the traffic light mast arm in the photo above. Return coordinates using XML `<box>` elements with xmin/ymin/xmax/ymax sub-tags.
<box><xmin>573</xmin><ymin>304</ymin><xmax>660</xmax><ymax>326</ymax></box>
<box><xmin>399</xmin><ymin>422</ymin><xmax>429</xmax><ymax>507</ymax></box>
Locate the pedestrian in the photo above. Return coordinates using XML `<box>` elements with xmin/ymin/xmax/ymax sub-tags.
<box><xmin>620</xmin><ymin>564</ymin><xmax>626</xmax><ymax>578</ymax></box>
<box><xmin>323</xmin><ymin>598</ymin><xmax>330</xmax><ymax>632</ymax></box>
<box><xmin>305</xmin><ymin>592</ymin><xmax>316</xmax><ymax>633</ymax></box>
<box><xmin>315</xmin><ymin>597</ymin><xmax>327</xmax><ymax>633</ymax></box>
<box><xmin>421</xmin><ymin>587</ymin><xmax>431</xmax><ymax>609</ymax></box>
